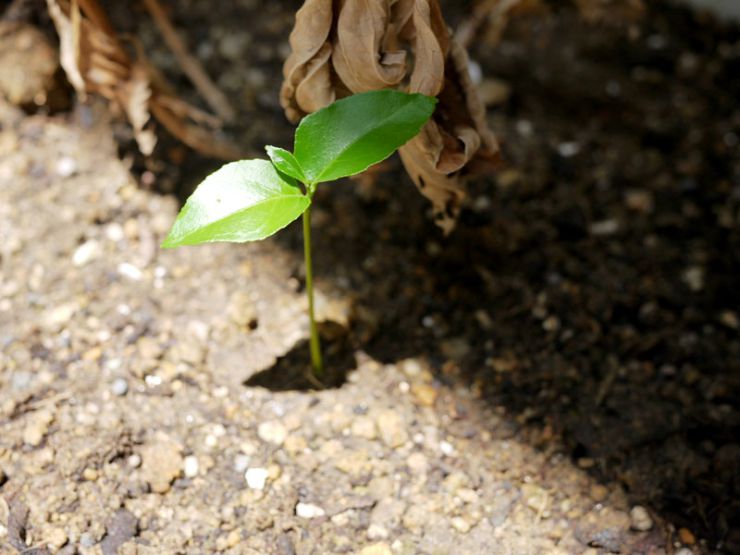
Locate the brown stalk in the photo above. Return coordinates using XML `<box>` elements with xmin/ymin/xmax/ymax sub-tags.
<box><xmin>140</xmin><ymin>0</ymin><xmax>236</xmax><ymax>121</ymax></box>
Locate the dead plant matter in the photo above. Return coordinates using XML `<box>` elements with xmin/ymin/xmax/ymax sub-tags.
<box><xmin>46</xmin><ymin>0</ymin><xmax>240</xmax><ymax>159</ymax></box>
<box><xmin>281</xmin><ymin>0</ymin><xmax>502</xmax><ymax>233</ymax></box>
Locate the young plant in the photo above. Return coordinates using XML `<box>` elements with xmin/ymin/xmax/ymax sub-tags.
<box><xmin>162</xmin><ymin>90</ymin><xmax>436</xmax><ymax>376</ymax></box>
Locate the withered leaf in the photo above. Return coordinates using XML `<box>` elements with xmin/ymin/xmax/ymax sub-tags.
<box><xmin>281</xmin><ymin>0</ymin><xmax>501</xmax><ymax>233</ymax></box>
<box><xmin>46</xmin><ymin>0</ymin><xmax>241</xmax><ymax>159</ymax></box>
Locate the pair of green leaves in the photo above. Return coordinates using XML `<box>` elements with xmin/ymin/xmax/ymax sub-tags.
<box><xmin>162</xmin><ymin>90</ymin><xmax>436</xmax><ymax>248</ymax></box>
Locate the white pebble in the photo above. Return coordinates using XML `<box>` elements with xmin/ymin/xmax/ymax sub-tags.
<box><xmin>295</xmin><ymin>502</ymin><xmax>325</xmax><ymax>519</ymax></box>
<box><xmin>590</xmin><ymin>219</ymin><xmax>620</xmax><ymax>236</ymax></box>
<box><xmin>451</xmin><ymin>516</ymin><xmax>472</xmax><ymax>534</ymax></box>
<box><xmin>367</xmin><ymin>524</ymin><xmax>389</xmax><ymax>540</ymax></box>
<box><xmin>630</xmin><ymin>505</ymin><xmax>653</xmax><ymax>531</ymax></box>
<box><xmin>56</xmin><ymin>156</ymin><xmax>78</xmax><ymax>177</ymax></box>
<box><xmin>118</xmin><ymin>262</ymin><xmax>143</xmax><ymax>281</ymax></box>
<box><xmin>183</xmin><ymin>455</ymin><xmax>199</xmax><ymax>478</ymax></box>
<box><xmin>111</xmin><ymin>378</ymin><xmax>128</xmax><ymax>396</ymax></box>
<box><xmin>440</xmin><ymin>440</ymin><xmax>455</xmax><ymax>456</ymax></box>
<box><xmin>105</xmin><ymin>223</ymin><xmax>125</xmax><ymax>242</ymax></box>
<box><xmin>258</xmin><ymin>421</ymin><xmax>287</xmax><ymax>446</ymax></box>
<box><xmin>683</xmin><ymin>266</ymin><xmax>705</xmax><ymax>292</ymax></box>
<box><xmin>245</xmin><ymin>467</ymin><xmax>269</xmax><ymax>490</ymax></box>
<box><xmin>557</xmin><ymin>142</ymin><xmax>581</xmax><ymax>158</ymax></box>
<box><xmin>72</xmin><ymin>240</ymin><xmax>100</xmax><ymax>267</ymax></box>
<box><xmin>127</xmin><ymin>454</ymin><xmax>142</xmax><ymax>468</ymax></box>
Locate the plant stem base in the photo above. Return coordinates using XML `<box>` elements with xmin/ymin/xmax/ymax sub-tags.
<box><xmin>302</xmin><ymin>206</ymin><xmax>324</xmax><ymax>375</ymax></box>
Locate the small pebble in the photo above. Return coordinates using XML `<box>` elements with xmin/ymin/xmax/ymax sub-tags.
<box><xmin>411</xmin><ymin>383</ymin><xmax>438</xmax><ymax>407</ymax></box>
<box><xmin>630</xmin><ymin>505</ymin><xmax>653</xmax><ymax>531</ymax></box>
<box><xmin>117</xmin><ymin>262</ymin><xmax>143</xmax><ymax>281</ymax></box>
<box><xmin>72</xmin><ymin>240</ymin><xmax>100</xmax><ymax>267</ymax></box>
<box><xmin>719</xmin><ymin>310</ymin><xmax>739</xmax><ymax>329</ymax></box>
<box><xmin>590</xmin><ymin>484</ymin><xmax>609</xmax><ymax>502</ymax></box>
<box><xmin>111</xmin><ymin>378</ymin><xmax>128</xmax><ymax>396</ymax></box>
<box><xmin>375</xmin><ymin>410</ymin><xmax>408</xmax><ymax>448</ymax></box>
<box><xmin>258</xmin><ymin>421</ymin><xmax>287</xmax><ymax>446</ymax></box>
<box><xmin>183</xmin><ymin>455</ymin><xmax>199</xmax><ymax>478</ymax></box>
<box><xmin>542</xmin><ymin>316</ymin><xmax>561</xmax><ymax>332</ymax></box>
<box><xmin>590</xmin><ymin>219</ymin><xmax>619</xmax><ymax>236</ymax></box>
<box><xmin>46</xmin><ymin>527</ymin><xmax>68</xmax><ymax>549</ymax></box>
<box><xmin>360</xmin><ymin>544</ymin><xmax>392</xmax><ymax>555</ymax></box>
<box><xmin>557</xmin><ymin>142</ymin><xmax>581</xmax><ymax>157</ymax></box>
<box><xmin>351</xmin><ymin>416</ymin><xmax>377</xmax><ymax>440</ymax></box>
<box><xmin>79</xmin><ymin>533</ymin><xmax>96</xmax><ymax>547</ymax></box>
<box><xmin>295</xmin><ymin>502</ymin><xmax>325</xmax><ymax>519</ymax></box>
<box><xmin>245</xmin><ymin>467</ymin><xmax>269</xmax><ymax>490</ymax></box>
<box><xmin>55</xmin><ymin>156</ymin><xmax>77</xmax><ymax>177</ymax></box>
<box><xmin>140</xmin><ymin>440</ymin><xmax>183</xmax><ymax>493</ymax></box>
<box><xmin>406</xmin><ymin>452</ymin><xmax>428</xmax><ymax>474</ymax></box>
<box><xmin>682</xmin><ymin>266</ymin><xmax>704</xmax><ymax>292</ymax></box>
<box><xmin>367</xmin><ymin>524</ymin><xmax>389</xmax><ymax>540</ymax></box>
<box><xmin>105</xmin><ymin>222</ymin><xmax>125</xmax><ymax>242</ymax></box>
<box><xmin>127</xmin><ymin>454</ymin><xmax>142</xmax><ymax>468</ymax></box>
<box><xmin>451</xmin><ymin>516</ymin><xmax>472</xmax><ymax>534</ymax></box>
<box><xmin>234</xmin><ymin>454</ymin><xmax>250</xmax><ymax>473</ymax></box>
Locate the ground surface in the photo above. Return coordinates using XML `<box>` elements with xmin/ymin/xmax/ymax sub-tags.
<box><xmin>1</xmin><ymin>1</ymin><xmax>739</xmax><ymax>554</ymax></box>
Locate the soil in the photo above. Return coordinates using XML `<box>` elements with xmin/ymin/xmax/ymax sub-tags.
<box><xmin>1</xmin><ymin>1</ymin><xmax>739</xmax><ymax>554</ymax></box>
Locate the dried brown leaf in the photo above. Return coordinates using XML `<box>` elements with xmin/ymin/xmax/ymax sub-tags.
<box><xmin>281</xmin><ymin>0</ymin><xmax>501</xmax><ymax>233</ymax></box>
<box><xmin>574</xmin><ymin>0</ymin><xmax>645</xmax><ymax>23</ymax></box>
<box><xmin>332</xmin><ymin>0</ymin><xmax>408</xmax><ymax>92</ymax></box>
<box><xmin>117</xmin><ymin>63</ymin><xmax>156</xmax><ymax>155</ymax></box>
<box><xmin>46</xmin><ymin>0</ymin><xmax>241</xmax><ymax>159</ymax></box>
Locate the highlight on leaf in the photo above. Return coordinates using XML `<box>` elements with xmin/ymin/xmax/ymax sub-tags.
<box><xmin>162</xmin><ymin>160</ymin><xmax>310</xmax><ymax>248</ymax></box>
<box><xmin>293</xmin><ymin>90</ymin><xmax>437</xmax><ymax>184</ymax></box>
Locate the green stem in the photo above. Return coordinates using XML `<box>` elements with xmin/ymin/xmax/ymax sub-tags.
<box><xmin>302</xmin><ymin>204</ymin><xmax>324</xmax><ymax>376</ymax></box>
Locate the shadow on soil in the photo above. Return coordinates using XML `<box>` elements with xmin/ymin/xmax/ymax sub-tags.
<box><xmin>244</xmin><ymin>323</ymin><xmax>355</xmax><ymax>391</ymax></box>
<box><xmin>266</xmin><ymin>5</ymin><xmax>740</xmax><ymax>552</ymax></box>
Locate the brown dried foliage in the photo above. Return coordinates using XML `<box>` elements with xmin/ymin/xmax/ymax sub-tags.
<box><xmin>281</xmin><ymin>0</ymin><xmax>502</xmax><ymax>233</ymax></box>
<box><xmin>46</xmin><ymin>0</ymin><xmax>240</xmax><ymax>159</ymax></box>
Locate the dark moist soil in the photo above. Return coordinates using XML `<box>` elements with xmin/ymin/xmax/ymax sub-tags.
<box><xmin>132</xmin><ymin>0</ymin><xmax>739</xmax><ymax>551</ymax></box>
<box><xmin>451</xmin><ymin>5</ymin><xmax>740</xmax><ymax>551</ymax></box>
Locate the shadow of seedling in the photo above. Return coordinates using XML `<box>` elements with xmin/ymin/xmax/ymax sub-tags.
<box><xmin>245</xmin><ymin>322</ymin><xmax>355</xmax><ymax>391</ymax></box>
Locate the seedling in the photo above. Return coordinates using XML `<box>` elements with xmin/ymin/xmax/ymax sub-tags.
<box><xmin>162</xmin><ymin>90</ymin><xmax>436</xmax><ymax>376</ymax></box>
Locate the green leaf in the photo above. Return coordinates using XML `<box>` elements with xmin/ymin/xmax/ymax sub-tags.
<box><xmin>266</xmin><ymin>145</ymin><xmax>306</xmax><ymax>183</ymax></box>
<box><xmin>294</xmin><ymin>90</ymin><xmax>437</xmax><ymax>184</ymax></box>
<box><xmin>162</xmin><ymin>159</ymin><xmax>310</xmax><ymax>248</ymax></box>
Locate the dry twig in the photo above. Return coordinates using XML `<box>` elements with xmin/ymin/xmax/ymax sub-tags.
<box><xmin>140</xmin><ymin>0</ymin><xmax>236</xmax><ymax>121</ymax></box>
